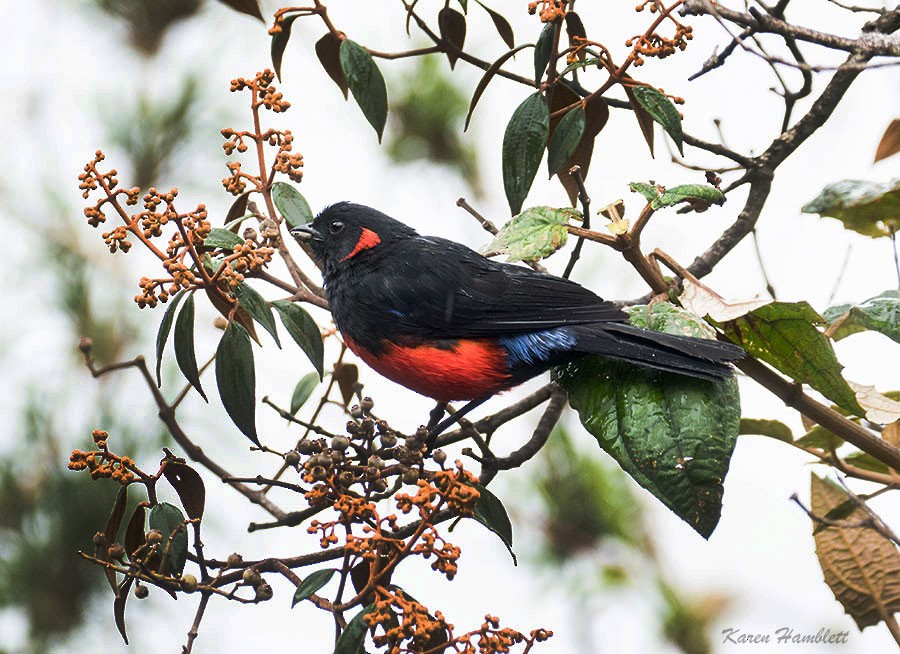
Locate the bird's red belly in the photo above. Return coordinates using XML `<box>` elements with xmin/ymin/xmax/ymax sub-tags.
<box><xmin>345</xmin><ymin>337</ymin><xmax>511</xmax><ymax>402</ymax></box>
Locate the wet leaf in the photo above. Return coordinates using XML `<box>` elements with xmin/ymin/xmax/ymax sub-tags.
<box><xmin>476</xmin><ymin>0</ymin><xmax>514</xmax><ymax>48</ymax></box>
<box><xmin>810</xmin><ymin>474</ymin><xmax>900</xmax><ymax>629</ymax></box>
<box><xmin>547</xmin><ymin>104</ymin><xmax>585</xmax><ymax>177</ymax></box>
<box><xmin>334</xmin><ymin>604</ymin><xmax>375</xmax><ymax>654</ymax></box>
<box><xmin>216</xmin><ymin>322</ymin><xmax>258</xmax><ymax>445</ymax></box>
<box><xmin>202</xmin><ymin>228</ymin><xmax>244</xmax><ymax>250</ymax></box>
<box><xmin>272</xmin><ymin>181</ymin><xmax>314</xmax><ymax>229</ymax></box>
<box><xmin>148</xmin><ymin>502</ymin><xmax>189</xmax><ymax>576</ymax></box>
<box><xmin>802</xmin><ymin>178</ymin><xmax>900</xmax><ymax>238</ymax></box>
<box><xmin>291</xmin><ymin>371</ymin><xmax>320</xmax><ymax>414</ymax></box>
<box><xmin>162</xmin><ymin>461</ymin><xmax>206</xmax><ymax>522</ymax></box>
<box><xmin>679</xmin><ymin>277</ymin><xmax>771</xmax><ymax>322</ymax></box>
<box><xmin>292</xmin><ymin>568</ymin><xmax>336</xmax><ymax>607</ymax></box>
<box><xmin>333</xmin><ymin>362</ymin><xmax>360</xmax><ymax>407</ymax></box>
<box><xmin>465</xmin><ymin>44</ymin><xmax>532</xmax><ymax>131</ymax></box>
<box><xmin>631</xmin><ymin>85</ymin><xmax>683</xmax><ymax>155</ymax></box>
<box><xmin>502</xmin><ymin>92</ymin><xmax>549</xmax><ymax>215</ymax></box>
<box><xmin>234</xmin><ymin>283</ymin><xmax>280</xmax><ymax>347</ymax></box>
<box><xmin>653</xmin><ymin>184</ymin><xmax>725</xmax><ymax>211</ymax></box>
<box><xmin>174</xmin><ymin>294</ymin><xmax>208</xmax><ymax>402</ymax></box>
<box><xmin>156</xmin><ymin>289</ymin><xmax>186</xmax><ymax>386</ymax></box>
<box><xmin>482</xmin><ymin>206</ymin><xmax>577</xmax><ymax>261</ymax></box>
<box><xmin>217</xmin><ymin>0</ymin><xmax>263</xmax><ymax>22</ymax></box>
<box><xmin>472</xmin><ymin>484</ymin><xmax>516</xmax><ymax>563</ymax></box>
<box><xmin>340</xmin><ymin>39</ymin><xmax>388</xmax><ymax>142</ymax></box>
<box><xmin>271</xmin><ymin>14</ymin><xmax>299</xmax><ymax>81</ymax></box>
<box><xmin>556</xmin><ymin>310</ymin><xmax>740</xmax><ymax>539</ymax></box>
<box><xmin>824</xmin><ymin>290</ymin><xmax>900</xmax><ymax>344</ymax></box>
<box><xmin>739</xmin><ymin>418</ymin><xmax>793</xmax><ymax>443</ymax></box>
<box><xmin>438</xmin><ymin>7</ymin><xmax>466</xmax><ymax>69</ymax></box>
<box><xmin>124</xmin><ymin>505</ymin><xmax>146</xmax><ymax>560</ymax></box>
<box><xmin>272</xmin><ymin>301</ymin><xmax>324</xmax><ymax>379</ymax></box>
<box><xmin>629</xmin><ymin>181</ymin><xmax>660</xmax><ymax>203</ymax></box>
<box><xmin>720</xmin><ymin>302</ymin><xmax>863</xmax><ymax>416</ymax></box>
<box><xmin>874</xmin><ymin>119</ymin><xmax>900</xmax><ymax>163</ymax></box>
<box><xmin>316</xmin><ymin>32</ymin><xmax>349</xmax><ymax>99</ymax></box>
<box><xmin>534</xmin><ymin>22</ymin><xmax>554</xmax><ymax>83</ymax></box>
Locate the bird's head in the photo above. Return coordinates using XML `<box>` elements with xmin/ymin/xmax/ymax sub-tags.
<box><xmin>290</xmin><ymin>202</ymin><xmax>417</xmax><ymax>273</ymax></box>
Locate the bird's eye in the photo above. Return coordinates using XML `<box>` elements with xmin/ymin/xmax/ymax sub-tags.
<box><xmin>329</xmin><ymin>220</ymin><xmax>344</xmax><ymax>234</ymax></box>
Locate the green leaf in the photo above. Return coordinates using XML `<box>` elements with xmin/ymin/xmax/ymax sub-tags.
<box><xmin>174</xmin><ymin>294</ymin><xmax>208</xmax><ymax>402</ymax></box>
<box><xmin>334</xmin><ymin>604</ymin><xmax>375</xmax><ymax>654</ymax></box>
<box><xmin>629</xmin><ymin>181</ymin><xmax>661</xmax><ymax>204</ymax></box>
<box><xmin>547</xmin><ymin>104</ymin><xmax>585</xmax><ymax>177</ymax></box>
<box><xmin>482</xmin><ymin>206</ymin><xmax>576</xmax><ymax>261</ymax></box>
<box><xmin>624</xmin><ymin>303</ymin><xmax>717</xmax><ymax>340</ymax></box>
<box><xmin>534</xmin><ymin>23</ymin><xmax>554</xmax><ymax>84</ymax></box>
<box><xmin>472</xmin><ymin>484</ymin><xmax>516</xmax><ymax>563</ymax></box>
<box><xmin>558</xmin><ymin>56</ymin><xmax>602</xmax><ymax>78</ymax></box>
<box><xmin>557</xmin><ymin>356</ymin><xmax>740</xmax><ymax>539</ymax></box>
<box><xmin>148</xmin><ymin>502</ymin><xmax>188</xmax><ymax>576</ymax></box>
<box><xmin>719</xmin><ymin>302</ymin><xmax>863</xmax><ymax>416</ymax></box>
<box><xmin>739</xmin><ymin>418</ymin><xmax>793</xmax><ymax>443</ymax></box>
<box><xmin>290</xmin><ymin>371</ymin><xmax>320</xmax><ymax>415</ymax></box>
<box><xmin>795</xmin><ymin>425</ymin><xmax>842</xmax><ymax>450</ymax></box>
<box><xmin>155</xmin><ymin>289</ymin><xmax>186</xmax><ymax>386</ymax></box>
<box><xmin>202</xmin><ymin>228</ymin><xmax>244</xmax><ymax>250</ymax></box>
<box><xmin>216</xmin><ymin>322</ymin><xmax>258</xmax><ymax>445</ymax></box>
<box><xmin>271</xmin><ymin>14</ymin><xmax>299</xmax><ymax>81</ymax></box>
<box><xmin>843</xmin><ymin>451</ymin><xmax>890</xmax><ymax>474</ymax></box>
<box><xmin>340</xmin><ymin>39</ymin><xmax>388</xmax><ymax>142</ymax></box>
<box><xmin>292</xmin><ymin>568</ymin><xmax>336</xmax><ymax>607</ymax></box>
<box><xmin>653</xmin><ymin>184</ymin><xmax>725</xmax><ymax>211</ymax></box>
<box><xmin>271</xmin><ymin>181</ymin><xmax>313</xmax><ymax>229</ymax></box>
<box><xmin>273</xmin><ymin>301</ymin><xmax>324</xmax><ymax>379</ymax></box>
<box><xmin>234</xmin><ymin>283</ymin><xmax>281</xmax><ymax>347</ymax></box>
<box><xmin>464</xmin><ymin>44</ymin><xmax>533</xmax><ymax>131</ymax></box>
<box><xmin>802</xmin><ymin>178</ymin><xmax>900</xmax><ymax>238</ymax></box>
<box><xmin>438</xmin><ymin>7</ymin><xmax>467</xmax><ymax>69</ymax></box>
<box><xmin>631</xmin><ymin>85</ymin><xmax>683</xmax><ymax>155</ymax></box>
<box><xmin>502</xmin><ymin>93</ymin><xmax>549</xmax><ymax>215</ymax></box>
<box><xmin>824</xmin><ymin>291</ymin><xmax>900</xmax><ymax>344</ymax></box>
<box><xmin>476</xmin><ymin>0</ymin><xmax>514</xmax><ymax>48</ymax></box>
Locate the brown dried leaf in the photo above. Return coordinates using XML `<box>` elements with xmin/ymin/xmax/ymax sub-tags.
<box><xmin>206</xmin><ymin>284</ymin><xmax>259</xmax><ymax>344</ymax></box>
<box><xmin>225</xmin><ymin>192</ymin><xmax>251</xmax><ymax>234</ymax></box>
<box><xmin>124</xmin><ymin>505</ymin><xmax>146</xmax><ymax>560</ymax></box>
<box><xmin>874</xmin><ymin>119</ymin><xmax>900</xmax><ymax>163</ymax></box>
<box><xmin>217</xmin><ymin>0</ymin><xmax>263</xmax><ymax>22</ymax></box>
<box><xmin>114</xmin><ymin>576</ymin><xmax>134</xmax><ymax>644</ymax></box>
<box><xmin>102</xmin><ymin>486</ymin><xmax>129</xmax><ymax>593</ymax></box>
<box><xmin>624</xmin><ymin>83</ymin><xmax>655</xmax><ymax>156</ymax></box>
<box><xmin>316</xmin><ymin>32</ymin><xmax>349</xmax><ymax>100</ymax></box>
<box><xmin>810</xmin><ymin>474</ymin><xmax>900</xmax><ymax>630</ymax></box>
<box><xmin>438</xmin><ymin>7</ymin><xmax>467</xmax><ymax>69</ymax></box>
<box><xmin>679</xmin><ymin>278</ymin><xmax>772</xmax><ymax>322</ymax></box>
<box><xmin>883</xmin><ymin>421</ymin><xmax>900</xmax><ymax>448</ymax></box>
<box><xmin>333</xmin><ymin>362</ymin><xmax>359</xmax><ymax>407</ymax></box>
<box><xmin>162</xmin><ymin>461</ymin><xmax>206</xmax><ymax>522</ymax></box>
<box><xmin>553</xmin><ymin>92</ymin><xmax>608</xmax><ymax>205</ymax></box>
<box><xmin>564</xmin><ymin>11</ymin><xmax>586</xmax><ymax>59</ymax></box>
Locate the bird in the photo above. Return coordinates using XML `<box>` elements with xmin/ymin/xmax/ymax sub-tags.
<box><xmin>291</xmin><ymin>202</ymin><xmax>744</xmax><ymax>444</ymax></box>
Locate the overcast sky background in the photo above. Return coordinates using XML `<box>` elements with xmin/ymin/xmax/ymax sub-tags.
<box><xmin>1</xmin><ymin>1</ymin><xmax>899</xmax><ymax>653</ymax></box>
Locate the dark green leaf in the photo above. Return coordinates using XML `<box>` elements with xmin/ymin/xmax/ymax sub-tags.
<box><xmin>216</xmin><ymin>322</ymin><xmax>258</xmax><ymax>445</ymax></box>
<box><xmin>334</xmin><ymin>604</ymin><xmax>375</xmax><ymax>654</ymax></box>
<box><xmin>271</xmin><ymin>181</ymin><xmax>314</xmax><ymax>229</ymax></box>
<box><xmin>148</xmin><ymin>502</ymin><xmax>189</xmax><ymax>576</ymax></box>
<box><xmin>824</xmin><ymin>291</ymin><xmax>900</xmax><ymax>344</ymax></box>
<box><xmin>631</xmin><ymin>85</ymin><xmax>682</xmax><ymax>155</ymax></box>
<box><xmin>796</xmin><ymin>425</ymin><xmax>842</xmax><ymax>450</ymax></box>
<box><xmin>291</xmin><ymin>371</ymin><xmax>320</xmax><ymax>414</ymax></box>
<box><xmin>472</xmin><ymin>484</ymin><xmax>517</xmax><ymax>563</ymax></box>
<box><xmin>465</xmin><ymin>44</ymin><xmax>533</xmax><ymax>131</ymax></box>
<box><xmin>438</xmin><ymin>7</ymin><xmax>467</xmax><ymax>69</ymax></box>
<box><xmin>739</xmin><ymin>418</ymin><xmax>793</xmax><ymax>443</ymax></box>
<box><xmin>162</xmin><ymin>461</ymin><xmax>206</xmax><ymax>522</ymax></box>
<box><xmin>292</xmin><ymin>568</ymin><xmax>336</xmax><ymax>607</ymax></box>
<box><xmin>481</xmin><ymin>206</ymin><xmax>577</xmax><ymax>261</ymax></box>
<box><xmin>802</xmin><ymin>178</ymin><xmax>900</xmax><ymax>238</ymax></box>
<box><xmin>202</xmin><ymin>228</ymin><xmax>245</xmax><ymax>250</ymax></box>
<box><xmin>558</xmin><ymin>56</ymin><xmax>602</xmax><ymax>78</ymax></box>
<box><xmin>720</xmin><ymin>302</ymin><xmax>863</xmax><ymax>416</ymax></box>
<box><xmin>547</xmin><ymin>104</ymin><xmax>585</xmax><ymax>177</ymax></box>
<box><xmin>114</xmin><ymin>576</ymin><xmax>134</xmax><ymax>644</ymax></box>
<box><xmin>316</xmin><ymin>32</ymin><xmax>349</xmax><ymax>99</ymax></box>
<box><xmin>174</xmin><ymin>294</ymin><xmax>208</xmax><ymax>402</ymax></box>
<box><xmin>217</xmin><ymin>0</ymin><xmax>263</xmax><ymax>21</ymax></box>
<box><xmin>534</xmin><ymin>23</ymin><xmax>554</xmax><ymax>83</ymax></box>
<box><xmin>653</xmin><ymin>184</ymin><xmax>725</xmax><ymax>211</ymax></box>
<box><xmin>271</xmin><ymin>14</ymin><xmax>299</xmax><ymax>81</ymax></box>
<box><xmin>234</xmin><ymin>283</ymin><xmax>281</xmax><ymax>347</ymax></box>
<box><xmin>843</xmin><ymin>451</ymin><xmax>891</xmax><ymax>474</ymax></box>
<box><xmin>629</xmin><ymin>181</ymin><xmax>661</xmax><ymax>203</ymax></box>
<box><xmin>124</xmin><ymin>505</ymin><xmax>146</xmax><ymax>561</ymax></box>
<box><xmin>273</xmin><ymin>301</ymin><xmax>324</xmax><ymax>379</ymax></box>
<box><xmin>502</xmin><ymin>92</ymin><xmax>549</xmax><ymax>215</ymax></box>
<box><xmin>156</xmin><ymin>290</ymin><xmax>186</xmax><ymax>386</ymax></box>
<box><xmin>476</xmin><ymin>1</ymin><xmax>514</xmax><ymax>48</ymax></box>
<box><xmin>340</xmin><ymin>39</ymin><xmax>388</xmax><ymax>142</ymax></box>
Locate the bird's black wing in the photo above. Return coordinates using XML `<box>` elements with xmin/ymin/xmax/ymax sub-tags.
<box><xmin>373</xmin><ymin>236</ymin><xmax>627</xmax><ymax>339</ymax></box>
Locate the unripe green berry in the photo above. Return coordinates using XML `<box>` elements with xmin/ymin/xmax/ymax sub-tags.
<box><xmin>107</xmin><ymin>543</ymin><xmax>125</xmax><ymax>559</ymax></box>
<box><xmin>242</xmin><ymin>568</ymin><xmax>262</xmax><ymax>587</ymax></box>
<box><xmin>380</xmin><ymin>433</ymin><xmax>398</xmax><ymax>448</ymax></box>
<box><xmin>256</xmin><ymin>582</ymin><xmax>273</xmax><ymax>601</ymax></box>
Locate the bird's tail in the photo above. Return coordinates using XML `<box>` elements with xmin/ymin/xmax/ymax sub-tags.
<box><xmin>571</xmin><ymin>322</ymin><xmax>745</xmax><ymax>381</ymax></box>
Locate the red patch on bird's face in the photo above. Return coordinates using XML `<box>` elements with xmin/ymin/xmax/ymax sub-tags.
<box><xmin>340</xmin><ymin>227</ymin><xmax>382</xmax><ymax>262</ymax></box>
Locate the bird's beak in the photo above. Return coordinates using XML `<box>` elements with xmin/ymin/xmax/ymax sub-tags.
<box><xmin>290</xmin><ymin>224</ymin><xmax>323</xmax><ymax>242</ymax></box>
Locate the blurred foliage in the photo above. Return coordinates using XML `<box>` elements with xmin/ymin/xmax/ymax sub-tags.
<box><xmin>91</xmin><ymin>0</ymin><xmax>204</xmax><ymax>55</ymax></box>
<box><xmin>386</xmin><ymin>56</ymin><xmax>482</xmax><ymax>196</ymax></box>
<box><xmin>659</xmin><ymin>582</ymin><xmax>730</xmax><ymax>654</ymax></box>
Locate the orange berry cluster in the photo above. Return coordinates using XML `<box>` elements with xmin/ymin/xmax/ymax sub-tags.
<box><xmin>230</xmin><ymin>70</ymin><xmax>291</xmax><ymax>113</ymax></box>
<box><xmin>68</xmin><ymin>430</ymin><xmax>137</xmax><ymax>484</ymax></box>
<box><xmin>628</xmin><ymin>2</ymin><xmax>693</xmax><ymax>65</ymax></box>
<box><xmin>527</xmin><ymin>0</ymin><xmax>568</xmax><ymax>23</ymax></box>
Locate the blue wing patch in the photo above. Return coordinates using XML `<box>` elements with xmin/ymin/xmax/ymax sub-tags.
<box><xmin>497</xmin><ymin>328</ymin><xmax>576</xmax><ymax>367</ymax></box>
